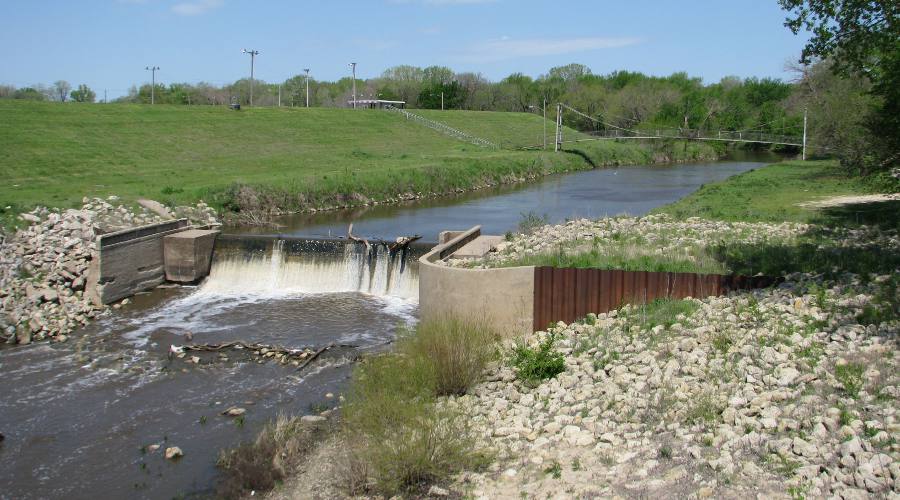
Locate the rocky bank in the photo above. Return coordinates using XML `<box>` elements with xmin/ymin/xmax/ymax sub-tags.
<box><xmin>0</xmin><ymin>197</ymin><xmax>218</xmax><ymax>345</ymax></box>
<box><xmin>442</xmin><ymin>218</ymin><xmax>899</xmax><ymax>499</ymax></box>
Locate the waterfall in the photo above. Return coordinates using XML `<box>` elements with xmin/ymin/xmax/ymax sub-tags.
<box><xmin>199</xmin><ymin>238</ymin><xmax>420</xmax><ymax>301</ymax></box>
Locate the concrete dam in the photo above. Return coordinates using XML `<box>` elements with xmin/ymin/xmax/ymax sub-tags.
<box><xmin>207</xmin><ymin>235</ymin><xmax>426</xmax><ymax>301</ymax></box>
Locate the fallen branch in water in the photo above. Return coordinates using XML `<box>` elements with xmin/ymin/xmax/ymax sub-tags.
<box><xmin>347</xmin><ymin>223</ymin><xmax>370</xmax><ymax>253</ymax></box>
<box><xmin>389</xmin><ymin>234</ymin><xmax>422</xmax><ymax>252</ymax></box>
<box><xmin>168</xmin><ymin>341</ymin><xmax>359</xmax><ymax>370</ymax></box>
<box><xmin>348</xmin><ymin>223</ymin><xmax>421</xmax><ymax>253</ymax></box>
<box><xmin>295</xmin><ymin>344</ymin><xmax>332</xmax><ymax>373</ymax></box>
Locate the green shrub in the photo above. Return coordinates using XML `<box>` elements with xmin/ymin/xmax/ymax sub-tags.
<box><xmin>511</xmin><ymin>330</ymin><xmax>566</xmax><ymax>384</ymax></box>
<box><xmin>834</xmin><ymin>362</ymin><xmax>865</xmax><ymax>398</ymax></box>
<box><xmin>343</xmin><ymin>353</ymin><xmax>486</xmax><ymax>494</ymax></box>
<box><xmin>341</xmin><ymin>318</ymin><xmax>496</xmax><ymax>495</ymax></box>
<box><xmin>406</xmin><ymin>317</ymin><xmax>498</xmax><ymax>396</ymax></box>
<box><xmin>518</xmin><ymin>211</ymin><xmax>549</xmax><ymax>235</ymax></box>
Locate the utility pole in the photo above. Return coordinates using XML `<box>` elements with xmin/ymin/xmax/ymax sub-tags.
<box><xmin>145</xmin><ymin>66</ymin><xmax>159</xmax><ymax>104</ymax></box>
<box><xmin>555</xmin><ymin>103</ymin><xmax>562</xmax><ymax>152</ymax></box>
<box><xmin>242</xmin><ymin>49</ymin><xmax>259</xmax><ymax>106</ymax></box>
<box><xmin>441</xmin><ymin>91</ymin><xmax>444</xmax><ymax>111</ymax></box>
<box><xmin>543</xmin><ymin>97</ymin><xmax>547</xmax><ymax>150</ymax></box>
<box><xmin>278</xmin><ymin>84</ymin><xmax>281</xmax><ymax>107</ymax></box>
<box><xmin>802</xmin><ymin>108</ymin><xmax>808</xmax><ymax>161</ymax></box>
<box><xmin>349</xmin><ymin>62</ymin><xmax>357</xmax><ymax>108</ymax></box>
<box><xmin>104</xmin><ymin>89</ymin><xmax>107</xmax><ymax>104</ymax></box>
<box><xmin>304</xmin><ymin>68</ymin><xmax>310</xmax><ymax>108</ymax></box>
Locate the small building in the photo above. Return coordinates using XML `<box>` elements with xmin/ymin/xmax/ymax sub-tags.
<box><xmin>347</xmin><ymin>99</ymin><xmax>406</xmax><ymax>109</ymax></box>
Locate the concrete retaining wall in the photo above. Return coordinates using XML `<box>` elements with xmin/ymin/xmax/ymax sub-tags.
<box><xmin>94</xmin><ymin>219</ymin><xmax>189</xmax><ymax>304</ymax></box>
<box><xmin>418</xmin><ymin>227</ymin><xmax>535</xmax><ymax>337</ymax></box>
<box><xmin>419</xmin><ymin>226</ymin><xmax>778</xmax><ymax>338</ymax></box>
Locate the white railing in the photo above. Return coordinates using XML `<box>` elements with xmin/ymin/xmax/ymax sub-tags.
<box><xmin>384</xmin><ymin>105</ymin><xmax>499</xmax><ymax>149</ymax></box>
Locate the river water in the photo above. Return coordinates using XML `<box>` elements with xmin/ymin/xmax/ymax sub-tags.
<box><xmin>0</xmin><ymin>152</ymin><xmax>778</xmax><ymax>499</ymax></box>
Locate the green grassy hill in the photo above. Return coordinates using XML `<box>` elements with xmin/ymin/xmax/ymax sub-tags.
<box><xmin>0</xmin><ymin>101</ymin><xmax>720</xmax><ymax>222</ymax></box>
<box><xmin>413</xmin><ymin>109</ymin><xmax>575</xmax><ymax>149</ymax></box>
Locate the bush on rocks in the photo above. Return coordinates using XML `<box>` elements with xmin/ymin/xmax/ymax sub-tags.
<box><xmin>342</xmin><ymin>318</ymin><xmax>496</xmax><ymax>495</ymax></box>
<box><xmin>510</xmin><ymin>329</ymin><xmax>566</xmax><ymax>385</ymax></box>
<box><xmin>407</xmin><ymin>317</ymin><xmax>498</xmax><ymax>396</ymax></box>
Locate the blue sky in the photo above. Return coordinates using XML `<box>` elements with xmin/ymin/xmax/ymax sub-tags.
<box><xmin>3</xmin><ymin>0</ymin><xmax>811</xmax><ymax>98</ymax></box>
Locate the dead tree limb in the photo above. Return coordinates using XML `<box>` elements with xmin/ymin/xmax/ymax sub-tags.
<box><xmin>296</xmin><ymin>344</ymin><xmax>332</xmax><ymax>373</ymax></box>
<box><xmin>347</xmin><ymin>223</ymin><xmax>371</xmax><ymax>253</ymax></box>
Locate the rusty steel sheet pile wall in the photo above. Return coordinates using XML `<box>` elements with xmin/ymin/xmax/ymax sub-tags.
<box><xmin>532</xmin><ymin>267</ymin><xmax>778</xmax><ymax>332</ymax></box>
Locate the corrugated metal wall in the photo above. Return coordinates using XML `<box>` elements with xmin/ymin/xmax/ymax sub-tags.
<box><xmin>532</xmin><ymin>267</ymin><xmax>777</xmax><ymax>332</ymax></box>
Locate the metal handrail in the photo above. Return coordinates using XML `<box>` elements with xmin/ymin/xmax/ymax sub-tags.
<box><xmin>384</xmin><ymin>105</ymin><xmax>499</xmax><ymax>149</ymax></box>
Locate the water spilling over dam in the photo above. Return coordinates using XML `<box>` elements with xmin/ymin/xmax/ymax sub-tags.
<box><xmin>205</xmin><ymin>235</ymin><xmax>426</xmax><ymax>301</ymax></box>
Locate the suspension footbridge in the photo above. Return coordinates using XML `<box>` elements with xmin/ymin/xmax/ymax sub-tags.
<box><xmin>552</xmin><ymin>103</ymin><xmax>807</xmax><ymax>157</ymax></box>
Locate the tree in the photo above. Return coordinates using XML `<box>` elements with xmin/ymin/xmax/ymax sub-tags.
<box><xmin>53</xmin><ymin>80</ymin><xmax>71</xmax><ymax>102</ymax></box>
<box><xmin>780</xmin><ymin>0</ymin><xmax>899</xmax><ymax>171</ymax></box>
<box><xmin>70</xmin><ymin>84</ymin><xmax>96</xmax><ymax>103</ymax></box>
<box><xmin>548</xmin><ymin>63</ymin><xmax>591</xmax><ymax>82</ymax></box>
<box><xmin>417</xmin><ymin>81</ymin><xmax>467</xmax><ymax>110</ymax></box>
<box><xmin>779</xmin><ymin>0</ymin><xmax>897</xmax><ymax>78</ymax></box>
<box><xmin>13</xmin><ymin>87</ymin><xmax>46</xmax><ymax>100</ymax></box>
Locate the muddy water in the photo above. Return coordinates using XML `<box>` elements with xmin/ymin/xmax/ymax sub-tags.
<box><xmin>0</xmin><ymin>246</ymin><xmax>417</xmax><ymax>500</ymax></box>
<box><xmin>0</xmin><ymin>153</ymin><xmax>780</xmax><ymax>499</ymax></box>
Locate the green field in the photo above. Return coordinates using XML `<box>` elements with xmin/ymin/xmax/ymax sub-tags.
<box><xmin>0</xmin><ymin>101</ymin><xmax>719</xmax><ymax>224</ymax></box>
<box><xmin>414</xmin><ymin>109</ymin><xmax>557</xmax><ymax>149</ymax></box>
<box><xmin>654</xmin><ymin>160</ymin><xmax>877</xmax><ymax>223</ymax></box>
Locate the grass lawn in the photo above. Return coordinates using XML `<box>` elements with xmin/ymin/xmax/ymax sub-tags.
<box><xmin>0</xmin><ymin>101</ymin><xmax>721</xmax><ymax>226</ymax></box>
<box><xmin>0</xmin><ymin>101</ymin><xmax>538</xmax><ymax>209</ymax></box>
<box><xmin>414</xmin><ymin>109</ymin><xmax>562</xmax><ymax>149</ymax></box>
<box><xmin>654</xmin><ymin>160</ymin><xmax>874</xmax><ymax>223</ymax></box>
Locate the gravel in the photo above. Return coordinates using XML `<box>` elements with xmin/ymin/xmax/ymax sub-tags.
<box><xmin>442</xmin><ymin>218</ymin><xmax>899</xmax><ymax>499</ymax></box>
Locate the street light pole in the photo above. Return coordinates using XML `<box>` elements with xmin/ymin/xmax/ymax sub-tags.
<box><xmin>242</xmin><ymin>49</ymin><xmax>259</xmax><ymax>106</ymax></box>
<box><xmin>303</xmin><ymin>68</ymin><xmax>310</xmax><ymax>108</ymax></box>
<box><xmin>349</xmin><ymin>62</ymin><xmax>357</xmax><ymax>108</ymax></box>
<box><xmin>145</xmin><ymin>66</ymin><xmax>159</xmax><ymax>104</ymax></box>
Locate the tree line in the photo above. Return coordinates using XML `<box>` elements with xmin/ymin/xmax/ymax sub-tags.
<box><xmin>0</xmin><ymin>80</ymin><xmax>96</xmax><ymax>103</ymax></box>
<box><xmin>0</xmin><ymin>65</ymin><xmax>805</xmax><ymax>137</ymax></box>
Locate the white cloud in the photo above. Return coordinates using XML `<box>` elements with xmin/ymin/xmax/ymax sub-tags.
<box><xmin>457</xmin><ymin>36</ymin><xmax>641</xmax><ymax>63</ymax></box>
<box><xmin>171</xmin><ymin>0</ymin><xmax>223</xmax><ymax>16</ymax></box>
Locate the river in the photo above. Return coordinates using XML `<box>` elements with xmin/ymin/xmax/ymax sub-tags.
<box><xmin>0</xmin><ymin>152</ymin><xmax>779</xmax><ymax>499</ymax></box>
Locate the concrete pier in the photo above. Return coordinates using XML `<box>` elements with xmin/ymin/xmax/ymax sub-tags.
<box><xmin>164</xmin><ymin>229</ymin><xmax>219</xmax><ymax>282</ymax></box>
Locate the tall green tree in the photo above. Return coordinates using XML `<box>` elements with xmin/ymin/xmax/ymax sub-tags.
<box><xmin>780</xmin><ymin>0</ymin><xmax>899</xmax><ymax>171</ymax></box>
<box><xmin>70</xmin><ymin>84</ymin><xmax>96</xmax><ymax>103</ymax></box>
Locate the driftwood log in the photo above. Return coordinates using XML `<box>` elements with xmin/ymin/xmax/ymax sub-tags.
<box><xmin>169</xmin><ymin>341</ymin><xmax>358</xmax><ymax>373</ymax></box>
<box><xmin>347</xmin><ymin>223</ymin><xmax>421</xmax><ymax>253</ymax></box>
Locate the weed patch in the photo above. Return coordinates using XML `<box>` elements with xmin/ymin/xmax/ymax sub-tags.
<box><xmin>405</xmin><ymin>318</ymin><xmax>497</xmax><ymax>396</ymax></box>
<box><xmin>342</xmin><ymin>318</ymin><xmax>495</xmax><ymax>496</ymax></box>
<box><xmin>834</xmin><ymin>362</ymin><xmax>865</xmax><ymax>398</ymax></box>
<box><xmin>216</xmin><ymin>415</ymin><xmax>329</xmax><ymax>499</ymax></box>
<box><xmin>510</xmin><ymin>330</ymin><xmax>566</xmax><ymax>385</ymax></box>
